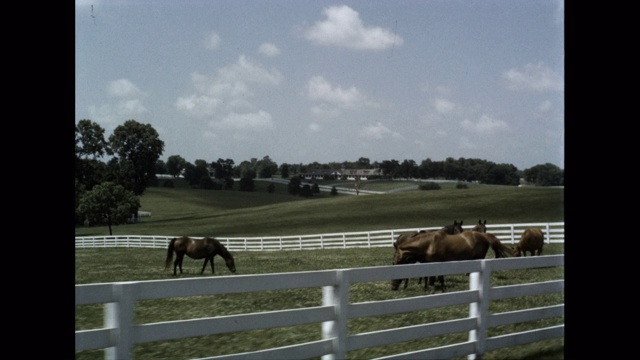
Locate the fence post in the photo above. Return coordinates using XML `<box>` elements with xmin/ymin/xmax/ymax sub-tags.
<box><xmin>322</xmin><ymin>270</ymin><xmax>349</xmax><ymax>360</ymax></box>
<box><xmin>468</xmin><ymin>260</ymin><xmax>490</xmax><ymax>360</ymax></box>
<box><xmin>105</xmin><ymin>282</ymin><xmax>136</xmax><ymax>360</ymax></box>
<box><xmin>544</xmin><ymin>223</ymin><xmax>551</xmax><ymax>244</ymax></box>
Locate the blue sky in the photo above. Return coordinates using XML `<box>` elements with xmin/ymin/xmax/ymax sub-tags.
<box><xmin>75</xmin><ymin>0</ymin><xmax>564</xmax><ymax>170</ymax></box>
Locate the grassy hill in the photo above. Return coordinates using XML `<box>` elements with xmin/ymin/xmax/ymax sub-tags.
<box><xmin>75</xmin><ymin>179</ymin><xmax>564</xmax><ymax>238</ymax></box>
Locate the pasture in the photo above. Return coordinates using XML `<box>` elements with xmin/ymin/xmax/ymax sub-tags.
<box><xmin>75</xmin><ymin>179</ymin><xmax>564</xmax><ymax>238</ymax></box>
<box><xmin>75</xmin><ymin>180</ymin><xmax>564</xmax><ymax>359</ymax></box>
<box><xmin>76</xmin><ymin>245</ymin><xmax>564</xmax><ymax>359</ymax></box>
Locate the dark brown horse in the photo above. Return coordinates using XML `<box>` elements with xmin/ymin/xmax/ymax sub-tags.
<box><xmin>513</xmin><ymin>228</ymin><xmax>544</xmax><ymax>257</ymax></box>
<box><xmin>471</xmin><ymin>219</ymin><xmax>487</xmax><ymax>233</ymax></box>
<box><xmin>165</xmin><ymin>236</ymin><xmax>236</xmax><ymax>276</ymax></box>
<box><xmin>391</xmin><ymin>229</ymin><xmax>510</xmax><ymax>292</ymax></box>
<box><xmin>393</xmin><ymin>221</ymin><xmax>464</xmax><ymax>289</ymax></box>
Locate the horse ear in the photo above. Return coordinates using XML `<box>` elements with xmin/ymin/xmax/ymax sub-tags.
<box><xmin>460</xmin><ymin>220</ymin><xmax>463</xmax><ymax>226</ymax></box>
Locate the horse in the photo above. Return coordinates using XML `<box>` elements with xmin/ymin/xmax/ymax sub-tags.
<box><xmin>393</xmin><ymin>220</ymin><xmax>464</xmax><ymax>290</ymax></box>
<box><xmin>165</xmin><ymin>236</ymin><xmax>236</xmax><ymax>276</ymax></box>
<box><xmin>391</xmin><ymin>229</ymin><xmax>510</xmax><ymax>292</ymax></box>
<box><xmin>471</xmin><ymin>219</ymin><xmax>487</xmax><ymax>233</ymax></box>
<box><xmin>513</xmin><ymin>228</ymin><xmax>544</xmax><ymax>257</ymax></box>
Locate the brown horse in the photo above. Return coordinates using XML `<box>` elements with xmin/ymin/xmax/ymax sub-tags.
<box><xmin>393</xmin><ymin>221</ymin><xmax>464</xmax><ymax>289</ymax></box>
<box><xmin>471</xmin><ymin>219</ymin><xmax>487</xmax><ymax>233</ymax></box>
<box><xmin>391</xmin><ymin>229</ymin><xmax>510</xmax><ymax>292</ymax></box>
<box><xmin>513</xmin><ymin>228</ymin><xmax>544</xmax><ymax>257</ymax></box>
<box><xmin>165</xmin><ymin>236</ymin><xmax>236</xmax><ymax>276</ymax></box>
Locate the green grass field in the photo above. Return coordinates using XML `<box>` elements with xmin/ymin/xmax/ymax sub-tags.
<box><xmin>75</xmin><ymin>179</ymin><xmax>564</xmax><ymax>237</ymax></box>
<box><xmin>75</xmin><ymin>180</ymin><xmax>564</xmax><ymax>359</ymax></box>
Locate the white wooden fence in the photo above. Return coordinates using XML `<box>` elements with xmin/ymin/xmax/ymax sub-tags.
<box><xmin>75</xmin><ymin>222</ymin><xmax>564</xmax><ymax>251</ymax></box>
<box><xmin>76</xmin><ymin>255</ymin><xmax>564</xmax><ymax>359</ymax></box>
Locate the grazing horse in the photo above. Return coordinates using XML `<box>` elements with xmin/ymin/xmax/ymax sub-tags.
<box><xmin>513</xmin><ymin>228</ymin><xmax>544</xmax><ymax>257</ymax></box>
<box><xmin>391</xmin><ymin>229</ymin><xmax>510</xmax><ymax>292</ymax></box>
<box><xmin>165</xmin><ymin>236</ymin><xmax>236</xmax><ymax>276</ymax></box>
<box><xmin>393</xmin><ymin>221</ymin><xmax>464</xmax><ymax>290</ymax></box>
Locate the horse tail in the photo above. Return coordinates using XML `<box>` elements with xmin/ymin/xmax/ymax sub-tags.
<box><xmin>165</xmin><ymin>238</ymin><xmax>176</xmax><ymax>269</ymax></box>
<box><xmin>486</xmin><ymin>233</ymin><xmax>510</xmax><ymax>258</ymax></box>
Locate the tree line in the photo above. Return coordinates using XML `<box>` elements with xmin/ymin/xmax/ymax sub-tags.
<box><xmin>76</xmin><ymin>119</ymin><xmax>563</xmax><ymax>234</ymax></box>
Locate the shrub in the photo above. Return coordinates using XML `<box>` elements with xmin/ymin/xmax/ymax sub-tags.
<box><xmin>419</xmin><ymin>182</ymin><xmax>441</xmax><ymax>190</ymax></box>
<box><xmin>456</xmin><ymin>182</ymin><xmax>468</xmax><ymax>189</ymax></box>
<box><xmin>267</xmin><ymin>183</ymin><xmax>275</xmax><ymax>193</ymax></box>
<box><xmin>331</xmin><ymin>186</ymin><xmax>338</xmax><ymax>195</ymax></box>
<box><xmin>239</xmin><ymin>177</ymin><xmax>255</xmax><ymax>192</ymax></box>
<box><xmin>163</xmin><ymin>180</ymin><xmax>175</xmax><ymax>188</ymax></box>
<box><xmin>300</xmin><ymin>184</ymin><xmax>313</xmax><ymax>197</ymax></box>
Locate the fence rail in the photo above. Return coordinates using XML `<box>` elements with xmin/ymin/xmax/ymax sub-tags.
<box><xmin>75</xmin><ymin>222</ymin><xmax>564</xmax><ymax>251</ymax></box>
<box><xmin>76</xmin><ymin>255</ymin><xmax>564</xmax><ymax>359</ymax></box>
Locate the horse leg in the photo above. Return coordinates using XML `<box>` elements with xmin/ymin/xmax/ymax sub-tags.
<box><xmin>210</xmin><ymin>256</ymin><xmax>215</xmax><ymax>274</ymax></box>
<box><xmin>438</xmin><ymin>275</ymin><xmax>446</xmax><ymax>292</ymax></box>
<box><xmin>200</xmin><ymin>258</ymin><xmax>209</xmax><ymax>275</ymax></box>
<box><xmin>174</xmin><ymin>253</ymin><xmax>184</xmax><ymax>275</ymax></box>
<box><xmin>402</xmin><ymin>278</ymin><xmax>409</xmax><ymax>289</ymax></box>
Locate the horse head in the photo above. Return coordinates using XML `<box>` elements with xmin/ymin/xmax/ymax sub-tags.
<box><xmin>441</xmin><ymin>220</ymin><xmax>464</xmax><ymax>235</ymax></box>
<box><xmin>225</xmin><ymin>256</ymin><xmax>237</xmax><ymax>273</ymax></box>
<box><xmin>472</xmin><ymin>219</ymin><xmax>487</xmax><ymax>233</ymax></box>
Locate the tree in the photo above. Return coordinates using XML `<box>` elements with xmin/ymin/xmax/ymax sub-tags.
<box><xmin>166</xmin><ymin>155</ymin><xmax>187</xmax><ymax>177</ymax></box>
<box><xmin>300</xmin><ymin>184</ymin><xmax>313</xmax><ymax>197</ymax></box>
<box><xmin>523</xmin><ymin>163</ymin><xmax>563</xmax><ymax>186</ymax></box>
<box><xmin>257</xmin><ymin>155</ymin><xmax>278</xmax><ymax>178</ymax></box>
<box><xmin>288</xmin><ymin>177</ymin><xmax>301</xmax><ymax>195</ymax></box>
<box><xmin>76</xmin><ymin>119</ymin><xmax>109</xmax><ymax>160</ymax></box>
<box><xmin>77</xmin><ymin>181</ymin><xmax>140</xmax><ymax>235</ymax></box>
<box><xmin>183</xmin><ymin>160</ymin><xmax>211</xmax><ymax>188</ymax></box>
<box><xmin>239</xmin><ymin>176</ymin><xmax>255</xmax><ymax>191</ymax></box>
<box><xmin>108</xmin><ymin>119</ymin><xmax>165</xmax><ymax>195</ymax></box>
<box><xmin>280</xmin><ymin>163</ymin><xmax>290</xmax><ymax>178</ymax></box>
<box><xmin>211</xmin><ymin>158</ymin><xmax>235</xmax><ymax>180</ymax></box>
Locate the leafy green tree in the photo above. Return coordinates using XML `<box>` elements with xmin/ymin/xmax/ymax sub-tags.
<box><xmin>182</xmin><ymin>160</ymin><xmax>211</xmax><ymax>188</ymax></box>
<box><xmin>239</xmin><ymin>176</ymin><xmax>255</xmax><ymax>191</ymax></box>
<box><xmin>257</xmin><ymin>155</ymin><xmax>278</xmax><ymax>178</ymax></box>
<box><xmin>280</xmin><ymin>163</ymin><xmax>290</xmax><ymax>178</ymax></box>
<box><xmin>77</xmin><ymin>181</ymin><xmax>140</xmax><ymax>235</ymax></box>
<box><xmin>380</xmin><ymin>160</ymin><xmax>400</xmax><ymax>178</ymax></box>
<box><xmin>155</xmin><ymin>159</ymin><xmax>167</xmax><ymax>175</ymax></box>
<box><xmin>300</xmin><ymin>184</ymin><xmax>313</xmax><ymax>197</ymax></box>
<box><xmin>523</xmin><ymin>163</ymin><xmax>563</xmax><ymax>186</ymax></box>
<box><xmin>166</xmin><ymin>155</ymin><xmax>187</xmax><ymax>177</ymax></box>
<box><xmin>108</xmin><ymin>120</ymin><xmax>164</xmax><ymax>195</ymax></box>
<box><xmin>211</xmin><ymin>158</ymin><xmax>235</xmax><ymax>180</ymax></box>
<box><xmin>288</xmin><ymin>177</ymin><xmax>301</xmax><ymax>195</ymax></box>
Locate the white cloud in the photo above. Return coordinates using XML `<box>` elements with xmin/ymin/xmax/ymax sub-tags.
<box><xmin>107</xmin><ymin>79</ymin><xmax>145</xmax><ymax>98</ymax></box>
<box><xmin>258</xmin><ymin>42</ymin><xmax>280</xmax><ymax>57</ymax></box>
<box><xmin>461</xmin><ymin>115</ymin><xmax>509</xmax><ymax>134</ymax></box>
<box><xmin>306</xmin><ymin>76</ymin><xmax>366</xmax><ymax>108</ymax></box>
<box><xmin>177</xmin><ymin>56</ymin><xmax>282</xmax><ymax>117</ymax></box>
<box><xmin>359</xmin><ymin>122</ymin><xmax>403</xmax><ymax>140</ymax></box>
<box><xmin>217</xmin><ymin>55</ymin><xmax>282</xmax><ymax>86</ymax></box>
<box><xmin>175</xmin><ymin>94</ymin><xmax>221</xmax><ymax>117</ymax></box>
<box><xmin>89</xmin><ymin>79</ymin><xmax>148</xmax><ymax>123</ymax></box>
<box><xmin>308</xmin><ymin>123</ymin><xmax>321</xmax><ymax>132</ymax></box>
<box><xmin>458</xmin><ymin>136</ymin><xmax>477</xmax><ymax>149</ymax></box>
<box><xmin>205</xmin><ymin>32</ymin><xmax>221</xmax><ymax>50</ymax></box>
<box><xmin>502</xmin><ymin>62</ymin><xmax>563</xmax><ymax>92</ymax></box>
<box><xmin>536</xmin><ymin>100</ymin><xmax>552</xmax><ymax>113</ymax></box>
<box><xmin>212</xmin><ymin>110</ymin><xmax>274</xmax><ymax>131</ymax></box>
<box><xmin>433</xmin><ymin>98</ymin><xmax>456</xmax><ymax>115</ymax></box>
<box><xmin>304</xmin><ymin>5</ymin><xmax>403</xmax><ymax>51</ymax></box>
